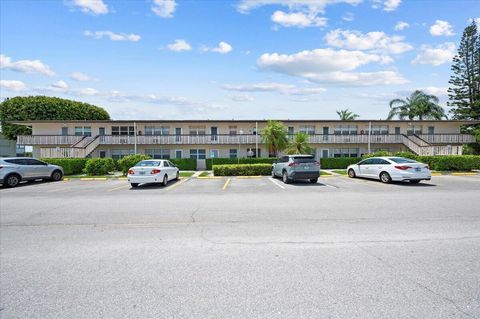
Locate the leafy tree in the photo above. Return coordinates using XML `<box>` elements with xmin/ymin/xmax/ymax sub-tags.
<box><xmin>0</xmin><ymin>96</ymin><xmax>110</xmax><ymax>140</ymax></box>
<box><xmin>448</xmin><ymin>21</ymin><xmax>480</xmax><ymax>120</ymax></box>
<box><xmin>387</xmin><ymin>90</ymin><xmax>447</xmax><ymax>120</ymax></box>
<box><xmin>336</xmin><ymin>109</ymin><xmax>359</xmax><ymax>120</ymax></box>
<box><xmin>261</xmin><ymin>120</ymin><xmax>289</xmax><ymax>157</ymax></box>
<box><xmin>286</xmin><ymin>132</ymin><xmax>313</xmax><ymax>155</ymax></box>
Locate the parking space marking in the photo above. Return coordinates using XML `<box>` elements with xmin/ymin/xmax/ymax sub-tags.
<box><xmin>268</xmin><ymin>177</ymin><xmax>286</xmax><ymax>189</ymax></box>
<box><xmin>222</xmin><ymin>178</ymin><xmax>231</xmax><ymax>190</ymax></box>
<box><xmin>166</xmin><ymin>178</ymin><xmax>189</xmax><ymax>191</ymax></box>
<box><xmin>320</xmin><ymin>182</ymin><xmax>338</xmax><ymax>189</ymax></box>
<box><xmin>107</xmin><ymin>184</ymin><xmax>131</xmax><ymax>192</ymax></box>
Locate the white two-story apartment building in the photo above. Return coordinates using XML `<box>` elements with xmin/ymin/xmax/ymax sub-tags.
<box><xmin>14</xmin><ymin>119</ymin><xmax>477</xmax><ymax>165</ymax></box>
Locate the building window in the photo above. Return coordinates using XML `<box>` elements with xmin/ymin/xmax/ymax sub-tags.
<box><xmin>145</xmin><ymin>126</ymin><xmax>170</xmax><ymax>135</ymax></box>
<box><xmin>229</xmin><ymin>126</ymin><xmax>237</xmax><ymax>135</ymax></box>
<box><xmin>366</xmin><ymin>125</ymin><xmax>389</xmax><ymax>135</ymax></box>
<box><xmin>74</xmin><ymin>126</ymin><xmax>92</xmax><ymax>136</ymax></box>
<box><xmin>332</xmin><ymin>148</ymin><xmax>359</xmax><ymax>158</ymax></box>
<box><xmin>145</xmin><ymin>149</ymin><xmax>171</xmax><ymax>159</ymax></box>
<box><xmin>210</xmin><ymin>149</ymin><xmax>219</xmax><ymax>158</ymax></box>
<box><xmin>229</xmin><ymin>149</ymin><xmax>238</xmax><ymax>159</ymax></box>
<box><xmin>334</xmin><ymin>125</ymin><xmax>357</xmax><ymax>135</ymax></box>
<box><xmin>112</xmin><ymin>126</ymin><xmax>134</xmax><ymax>136</ymax></box>
<box><xmin>189</xmin><ymin>126</ymin><xmax>206</xmax><ymax>135</ymax></box>
<box><xmin>175</xmin><ymin>150</ymin><xmax>183</xmax><ymax>159</ymax></box>
<box><xmin>407</xmin><ymin>125</ymin><xmax>422</xmax><ymax>136</ymax></box>
<box><xmin>111</xmin><ymin>149</ymin><xmax>134</xmax><ymax>160</ymax></box>
<box><xmin>299</xmin><ymin>125</ymin><xmax>315</xmax><ymax>135</ymax></box>
<box><xmin>189</xmin><ymin>149</ymin><xmax>206</xmax><ymax>159</ymax></box>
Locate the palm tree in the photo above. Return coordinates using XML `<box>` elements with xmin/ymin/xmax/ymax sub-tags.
<box><xmin>286</xmin><ymin>132</ymin><xmax>313</xmax><ymax>155</ymax></box>
<box><xmin>387</xmin><ymin>90</ymin><xmax>447</xmax><ymax>120</ymax></box>
<box><xmin>337</xmin><ymin>109</ymin><xmax>359</xmax><ymax>120</ymax></box>
<box><xmin>261</xmin><ymin>120</ymin><xmax>289</xmax><ymax>157</ymax></box>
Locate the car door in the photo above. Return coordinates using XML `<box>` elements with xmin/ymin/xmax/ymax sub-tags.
<box><xmin>168</xmin><ymin>161</ymin><xmax>178</xmax><ymax>177</ymax></box>
<box><xmin>25</xmin><ymin>159</ymin><xmax>51</xmax><ymax>178</ymax></box>
<box><xmin>275</xmin><ymin>156</ymin><xmax>287</xmax><ymax>176</ymax></box>
<box><xmin>370</xmin><ymin>158</ymin><xmax>390</xmax><ymax>179</ymax></box>
<box><xmin>358</xmin><ymin>158</ymin><xmax>375</xmax><ymax>178</ymax></box>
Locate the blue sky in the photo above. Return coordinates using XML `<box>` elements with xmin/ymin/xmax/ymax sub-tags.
<box><xmin>1</xmin><ymin>0</ymin><xmax>479</xmax><ymax>120</ymax></box>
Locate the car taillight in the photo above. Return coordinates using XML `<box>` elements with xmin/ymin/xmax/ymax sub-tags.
<box><xmin>151</xmin><ymin>169</ymin><xmax>161</xmax><ymax>174</ymax></box>
<box><xmin>394</xmin><ymin>165</ymin><xmax>411</xmax><ymax>170</ymax></box>
<box><xmin>128</xmin><ymin>169</ymin><xmax>135</xmax><ymax>175</ymax></box>
<box><xmin>315</xmin><ymin>161</ymin><xmax>320</xmax><ymax>166</ymax></box>
<box><xmin>288</xmin><ymin>161</ymin><xmax>299</xmax><ymax>167</ymax></box>
<box><xmin>425</xmin><ymin>165</ymin><xmax>430</xmax><ymax>170</ymax></box>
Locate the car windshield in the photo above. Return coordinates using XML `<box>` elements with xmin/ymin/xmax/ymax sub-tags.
<box><xmin>293</xmin><ymin>157</ymin><xmax>316</xmax><ymax>163</ymax></box>
<box><xmin>135</xmin><ymin>160</ymin><xmax>161</xmax><ymax>167</ymax></box>
<box><xmin>388</xmin><ymin>157</ymin><xmax>417</xmax><ymax>164</ymax></box>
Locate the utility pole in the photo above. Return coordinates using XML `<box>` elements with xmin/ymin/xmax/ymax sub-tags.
<box><xmin>134</xmin><ymin>121</ymin><xmax>137</xmax><ymax>155</ymax></box>
<box><xmin>255</xmin><ymin>121</ymin><xmax>258</xmax><ymax>158</ymax></box>
<box><xmin>368</xmin><ymin>121</ymin><xmax>371</xmax><ymax>154</ymax></box>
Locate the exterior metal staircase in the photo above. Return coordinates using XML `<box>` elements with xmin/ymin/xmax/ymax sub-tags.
<box><xmin>401</xmin><ymin>134</ymin><xmax>463</xmax><ymax>156</ymax></box>
<box><xmin>39</xmin><ymin>135</ymin><xmax>100</xmax><ymax>158</ymax></box>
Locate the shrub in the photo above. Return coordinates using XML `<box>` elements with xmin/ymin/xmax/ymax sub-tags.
<box><xmin>362</xmin><ymin>151</ymin><xmax>392</xmax><ymax>158</ymax></box>
<box><xmin>170</xmin><ymin>158</ymin><xmax>196</xmax><ymax>170</ymax></box>
<box><xmin>320</xmin><ymin>157</ymin><xmax>361</xmax><ymax>169</ymax></box>
<box><xmin>84</xmin><ymin>158</ymin><xmax>116</xmax><ymax>175</ymax></box>
<box><xmin>416</xmin><ymin>155</ymin><xmax>480</xmax><ymax>171</ymax></box>
<box><xmin>40</xmin><ymin>158</ymin><xmax>88</xmax><ymax>175</ymax></box>
<box><xmin>206</xmin><ymin>157</ymin><xmax>277</xmax><ymax>170</ymax></box>
<box><xmin>213</xmin><ymin>164</ymin><xmax>273</xmax><ymax>176</ymax></box>
<box><xmin>393</xmin><ymin>152</ymin><xmax>417</xmax><ymax>160</ymax></box>
<box><xmin>117</xmin><ymin>154</ymin><xmax>152</xmax><ymax>175</ymax></box>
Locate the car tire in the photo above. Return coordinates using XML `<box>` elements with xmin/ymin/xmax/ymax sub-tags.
<box><xmin>271</xmin><ymin>170</ymin><xmax>276</xmax><ymax>178</ymax></box>
<box><xmin>175</xmin><ymin>171</ymin><xmax>179</xmax><ymax>180</ymax></box>
<box><xmin>131</xmin><ymin>183</ymin><xmax>139</xmax><ymax>188</ymax></box>
<box><xmin>348</xmin><ymin>169</ymin><xmax>356</xmax><ymax>178</ymax></box>
<box><xmin>162</xmin><ymin>175</ymin><xmax>168</xmax><ymax>186</ymax></box>
<box><xmin>409</xmin><ymin>180</ymin><xmax>421</xmax><ymax>184</ymax></box>
<box><xmin>4</xmin><ymin>174</ymin><xmax>21</xmax><ymax>188</ymax></box>
<box><xmin>51</xmin><ymin>170</ymin><xmax>63</xmax><ymax>182</ymax></box>
<box><xmin>379</xmin><ymin>171</ymin><xmax>392</xmax><ymax>184</ymax></box>
<box><xmin>310</xmin><ymin>178</ymin><xmax>318</xmax><ymax>183</ymax></box>
<box><xmin>282</xmin><ymin>171</ymin><xmax>291</xmax><ymax>184</ymax></box>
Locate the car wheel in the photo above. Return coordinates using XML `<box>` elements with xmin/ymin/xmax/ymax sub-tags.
<box><xmin>131</xmin><ymin>183</ymin><xmax>139</xmax><ymax>188</ymax></box>
<box><xmin>271</xmin><ymin>170</ymin><xmax>276</xmax><ymax>178</ymax></box>
<box><xmin>379</xmin><ymin>172</ymin><xmax>392</xmax><ymax>184</ymax></box>
<box><xmin>348</xmin><ymin>169</ymin><xmax>356</xmax><ymax>178</ymax></box>
<box><xmin>409</xmin><ymin>180</ymin><xmax>421</xmax><ymax>184</ymax></box>
<box><xmin>175</xmin><ymin>171</ymin><xmax>179</xmax><ymax>180</ymax></box>
<box><xmin>282</xmin><ymin>171</ymin><xmax>291</xmax><ymax>184</ymax></box>
<box><xmin>51</xmin><ymin>170</ymin><xmax>63</xmax><ymax>182</ymax></box>
<box><xmin>310</xmin><ymin>178</ymin><xmax>318</xmax><ymax>183</ymax></box>
<box><xmin>4</xmin><ymin>174</ymin><xmax>21</xmax><ymax>188</ymax></box>
<box><xmin>162</xmin><ymin>175</ymin><xmax>168</xmax><ymax>186</ymax></box>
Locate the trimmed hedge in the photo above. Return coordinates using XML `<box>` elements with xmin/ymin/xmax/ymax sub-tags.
<box><xmin>416</xmin><ymin>155</ymin><xmax>480</xmax><ymax>171</ymax></box>
<box><xmin>117</xmin><ymin>154</ymin><xmax>152</xmax><ymax>175</ymax></box>
<box><xmin>41</xmin><ymin>158</ymin><xmax>88</xmax><ymax>175</ymax></box>
<box><xmin>213</xmin><ymin>164</ymin><xmax>272</xmax><ymax>176</ymax></box>
<box><xmin>320</xmin><ymin>157</ymin><xmax>361</xmax><ymax>169</ymax></box>
<box><xmin>84</xmin><ymin>158</ymin><xmax>116</xmax><ymax>175</ymax></box>
<box><xmin>170</xmin><ymin>158</ymin><xmax>196</xmax><ymax>170</ymax></box>
<box><xmin>206</xmin><ymin>157</ymin><xmax>277</xmax><ymax>170</ymax></box>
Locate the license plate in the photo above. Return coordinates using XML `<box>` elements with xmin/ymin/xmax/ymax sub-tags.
<box><xmin>415</xmin><ymin>167</ymin><xmax>421</xmax><ymax>172</ymax></box>
<box><xmin>139</xmin><ymin>171</ymin><xmax>145</xmax><ymax>175</ymax></box>
<box><xmin>304</xmin><ymin>166</ymin><xmax>308</xmax><ymax>169</ymax></box>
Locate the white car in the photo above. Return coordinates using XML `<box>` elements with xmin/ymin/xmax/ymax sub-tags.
<box><xmin>127</xmin><ymin>160</ymin><xmax>179</xmax><ymax>188</ymax></box>
<box><xmin>347</xmin><ymin>157</ymin><xmax>431</xmax><ymax>184</ymax></box>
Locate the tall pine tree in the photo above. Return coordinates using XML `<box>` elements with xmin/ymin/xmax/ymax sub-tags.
<box><xmin>448</xmin><ymin>21</ymin><xmax>480</xmax><ymax>120</ymax></box>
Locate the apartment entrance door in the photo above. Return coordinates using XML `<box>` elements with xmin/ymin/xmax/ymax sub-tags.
<box><xmin>211</xmin><ymin>127</ymin><xmax>218</xmax><ymax>142</ymax></box>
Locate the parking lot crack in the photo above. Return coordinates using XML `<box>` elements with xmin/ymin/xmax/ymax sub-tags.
<box><xmin>190</xmin><ymin>208</ymin><xmax>200</xmax><ymax>223</ymax></box>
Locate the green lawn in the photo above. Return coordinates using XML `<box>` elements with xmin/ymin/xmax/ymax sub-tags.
<box><xmin>198</xmin><ymin>171</ymin><xmax>211</xmax><ymax>177</ymax></box>
<box><xmin>320</xmin><ymin>170</ymin><xmax>333</xmax><ymax>176</ymax></box>
<box><xmin>331</xmin><ymin>169</ymin><xmax>348</xmax><ymax>175</ymax></box>
<box><xmin>180</xmin><ymin>171</ymin><xmax>195</xmax><ymax>177</ymax></box>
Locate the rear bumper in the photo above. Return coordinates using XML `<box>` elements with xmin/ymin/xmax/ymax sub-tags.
<box><xmin>290</xmin><ymin>171</ymin><xmax>320</xmax><ymax>180</ymax></box>
<box><xmin>391</xmin><ymin>173</ymin><xmax>432</xmax><ymax>181</ymax></box>
<box><xmin>127</xmin><ymin>174</ymin><xmax>163</xmax><ymax>184</ymax></box>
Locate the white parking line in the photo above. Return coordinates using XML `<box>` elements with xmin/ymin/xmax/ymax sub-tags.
<box><xmin>321</xmin><ymin>183</ymin><xmax>338</xmax><ymax>189</ymax></box>
<box><xmin>268</xmin><ymin>177</ymin><xmax>286</xmax><ymax>189</ymax></box>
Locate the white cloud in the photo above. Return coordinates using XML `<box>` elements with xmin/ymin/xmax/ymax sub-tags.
<box><xmin>0</xmin><ymin>80</ymin><xmax>26</xmax><ymax>91</ymax></box>
<box><xmin>231</xmin><ymin>95</ymin><xmax>255</xmax><ymax>102</ymax></box>
<box><xmin>468</xmin><ymin>17</ymin><xmax>480</xmax><ymax>24</ymax></box>
<box><xmin>236</xmin><ymin>0</ymin><xmax>362</xmax><ymax>14</ymax></box>
<box><xmin>412</xmin><ymin>42</ymin><xmax>456</xmax><ymax>66</ymax></box>
<box><xmin>429</xmin><ymin>20</ymin><xmax>455</xmax><ymax>36</ymax></box>
<box><xmin>325</xmin><ymin>29</ymin><xmax>413</xmax><ymax>54</ymax></box>
<box><xmin>420</xmin><ymin>86</ymin><xmax>448</xmax><ymax>96</ymax></box>
<box><xmin>151</xmin><ymin>0</ymin><xmax>177</xmax><ymax>18</ymax></box>
<box><xmin>71</xmin><ymin>0</ymin><xmax>108</xmax><ymax>15</ymax></box>
<box><xmin>70</xmin><ymin>72</ymin><xmax>92</xmax><ymax>81</ymax></box>
<box><xmin>271</xmin><ymin>10</ymin><xmax>327</xmax><ymax>28</ymax></box>
<box><xmin>257</xmin><ymin>48</ymin><xmax>407</xmax><ymax>86</ymax></box>
<box><xmin>51</xmin><ymin>80</ymin><xmax>69</xmax><ymax>90</ymax></box>
<box><xmin>342</xmin><ymin>12</ymin><xmax>354</xmax><ymax>22</ymax></box>
<box><xmin>394</xmin><ymin>21</ymin><xmax>409</xmax><ymax>31</ymax></box>
<box><xmin>84</xmin><ymin>30</ymin><xmax>141</xmax><ymax>42</ymax></box>
<box><xmin>372</xmin><ymin>0</ymin><xmax>401</xmax><ymax>11</ymax></box>
<box><xmin>167</xmin><ymin>39</ymin><xmax>192</xmax><ymax>52</ymax></box>
<box><xmin>223</xmin><ymin>82</ymin><xmax>326</xmax><ymax>95</ymax></box>
<box><xmin>0</xmin><ymin>54</ymin><xmax>55</xmax><ymax>76</ymax></box>
<box><xmin>207</xmin><ymin>41</ymin><xmax>232</xmax><ymax>54</ymax></box>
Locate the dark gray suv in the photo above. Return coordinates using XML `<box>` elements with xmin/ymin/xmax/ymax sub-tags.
<box><xmin>0</xmin><ymin>157</ymin><xmax>63</xmax><ymax>188</ymax></box>
<box><xmin>272</xmin><ymin>155</ymin><xmax>320</xmax><ymax>184</ymax></box>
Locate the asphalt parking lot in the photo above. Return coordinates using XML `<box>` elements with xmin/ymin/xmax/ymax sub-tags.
<box><xmin>1</xmin><ymin>175</ymin><xmax>480</xmax><ymax>318</ymax></box>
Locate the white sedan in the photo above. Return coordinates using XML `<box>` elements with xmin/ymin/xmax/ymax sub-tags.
<box><xmin>127</xmin><ymin>160</ymin><xmax>179</xmax><ymax>187</ymax></box>
<box><xmin>347</xmin><ymin>157</ymin><xmax>431</xmax><ymax>184</ymax></box>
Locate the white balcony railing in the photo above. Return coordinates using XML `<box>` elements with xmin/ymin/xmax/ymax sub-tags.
<box><xmin>17</xmin><ymin>135</ymin><xmax>84</xmax><ymax>145</ymax></box>
<box><xmin>417</xmin><ymin>134</ymin><xmax>475</xmax><ymax>144</ymax></box>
